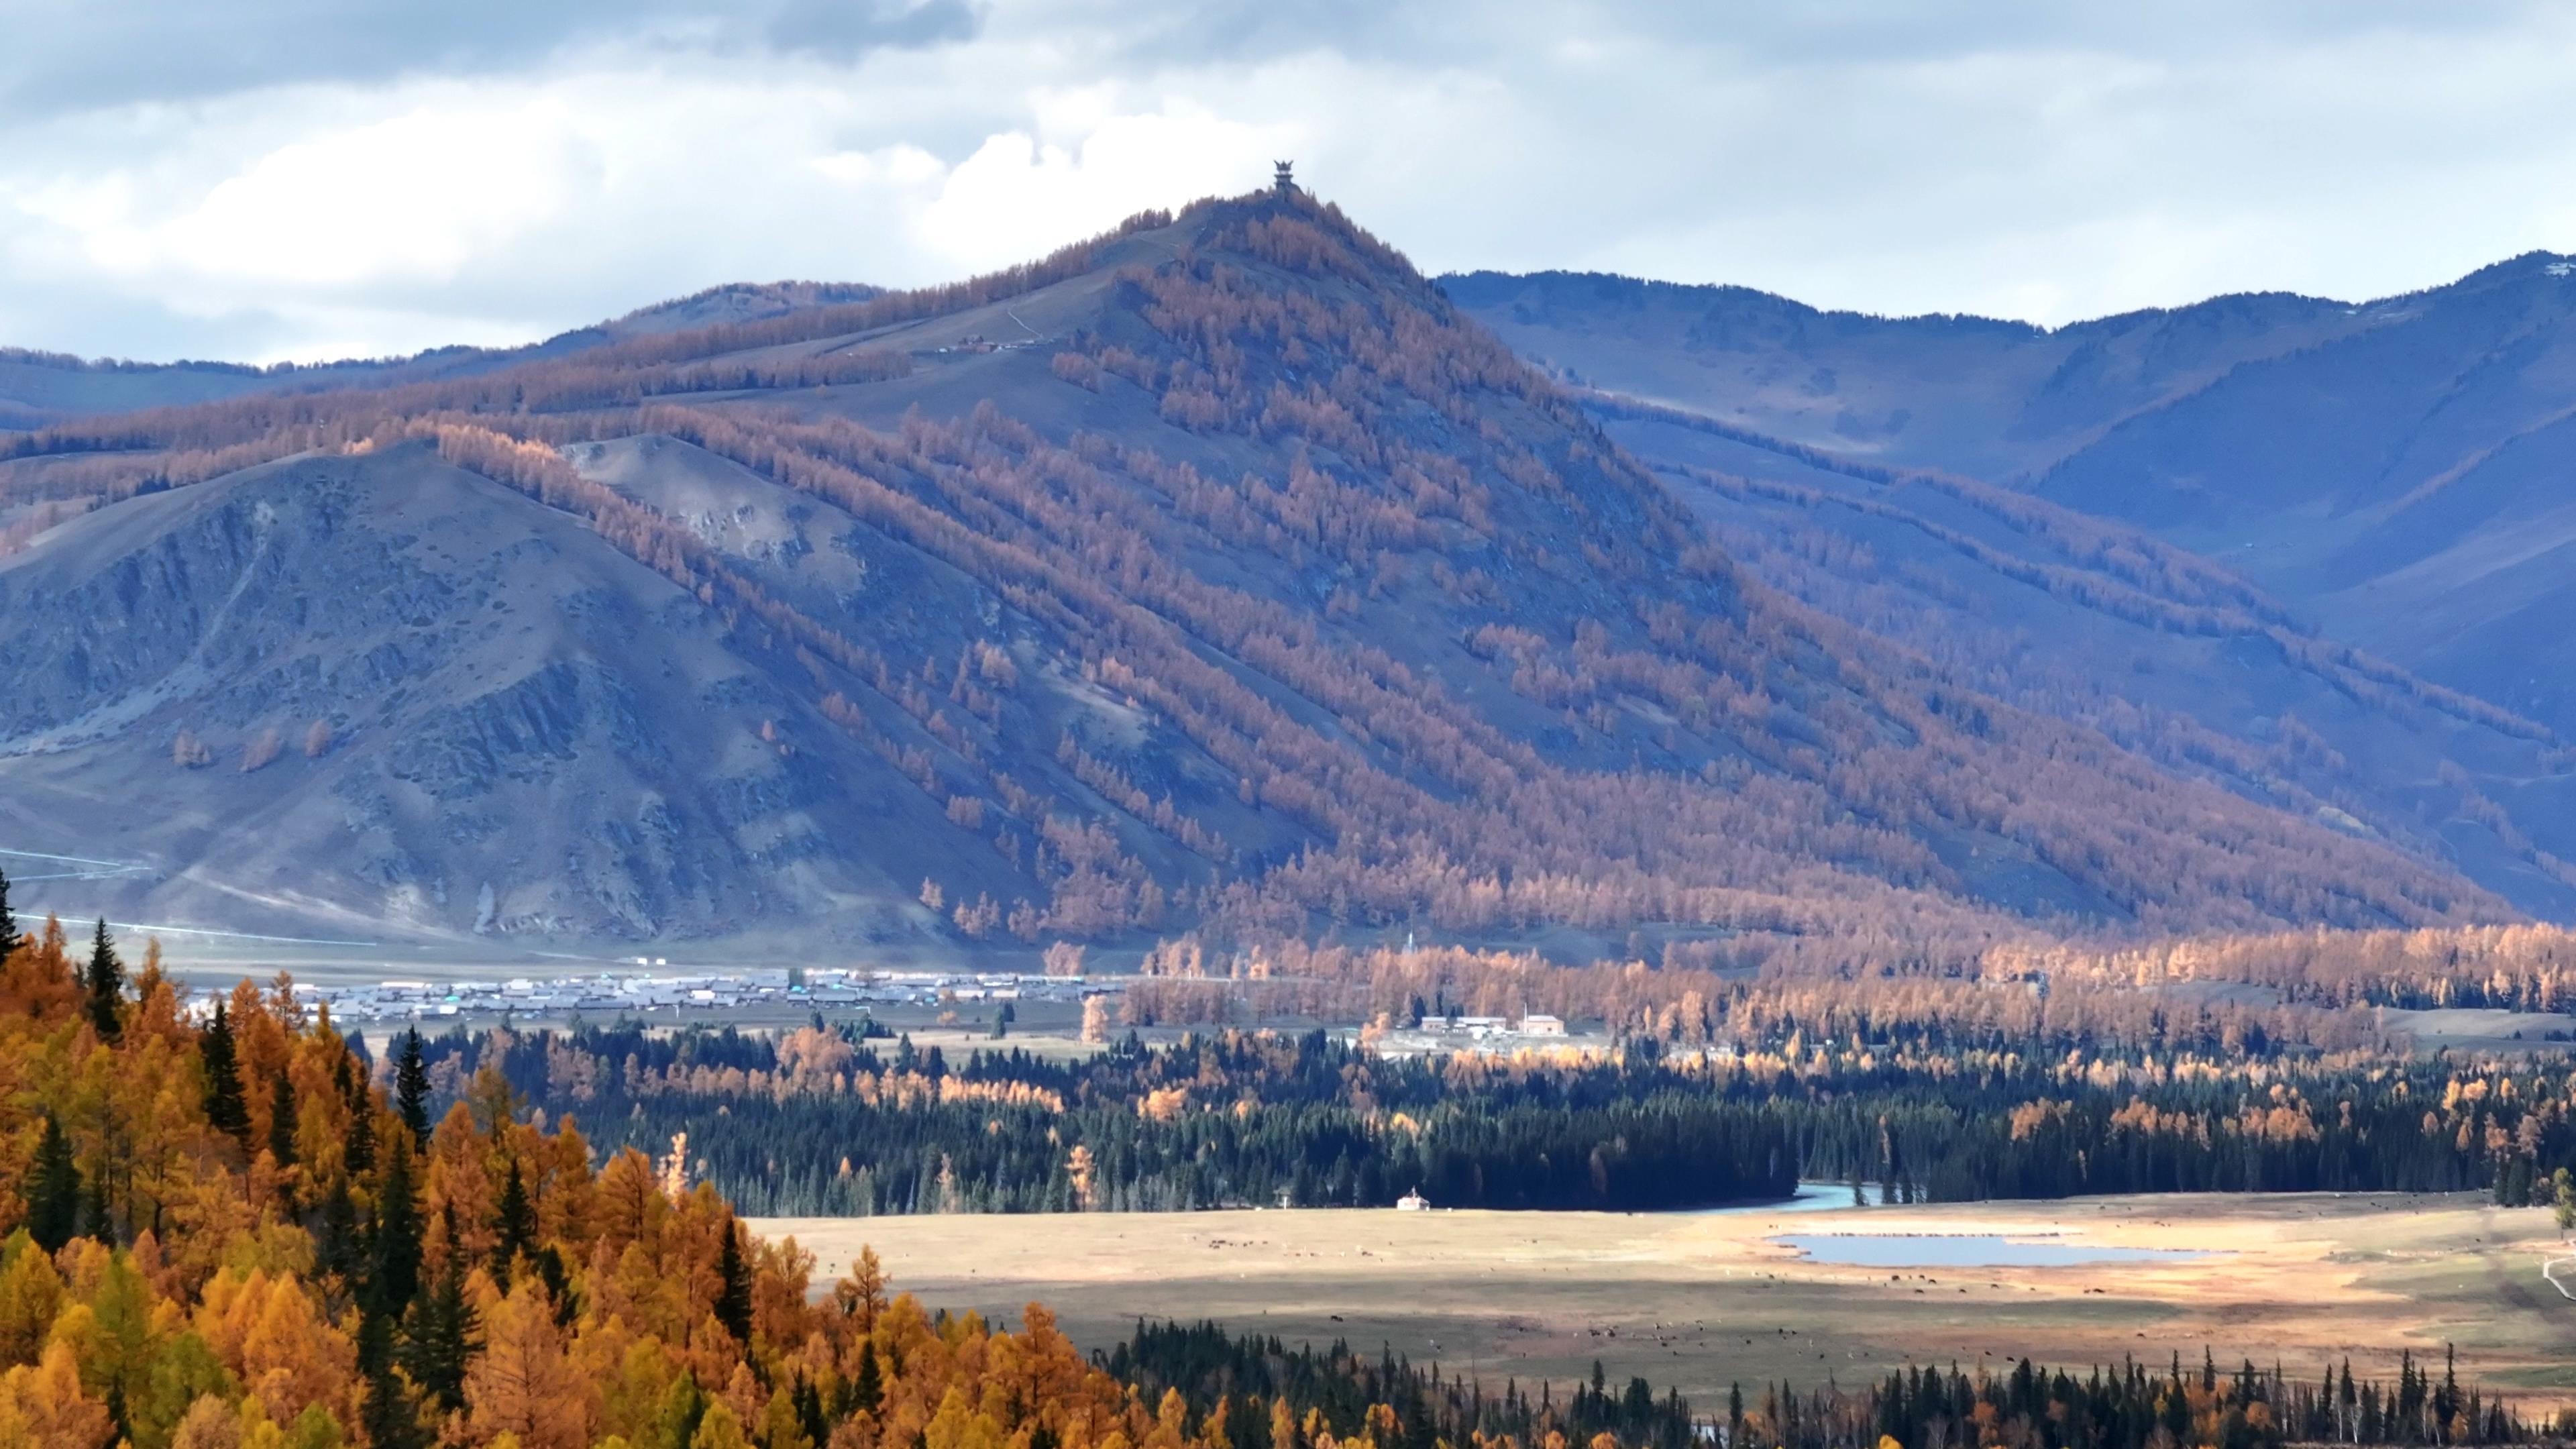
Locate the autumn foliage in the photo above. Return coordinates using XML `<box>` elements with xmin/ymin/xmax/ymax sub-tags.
<box><xmin>0</xmin><ymin>914</ymin><xmax>1301</xmax><ymax>1449</ymax></box>
<box><xmin>0</xmin><ymin>185</ymin><xmax>2518</xmax><ymax>960</ymax></box>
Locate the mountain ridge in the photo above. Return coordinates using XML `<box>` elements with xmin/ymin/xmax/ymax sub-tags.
<box><xmin>0</xmin><ymin>278</ymin><xmax>890</xmax><ymax>434</ymax></box>
<box><xmin>0</xmin><ymin>189</ymin><xmax>2532</xmax><ymax>951</ymax></box>
<box><xmin>1450</xmin><ymin>259</ymin><xmax>2576</xmax><ymax>918</ymax></box>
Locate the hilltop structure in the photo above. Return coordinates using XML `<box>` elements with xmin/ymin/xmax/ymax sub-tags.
<box><xmin>0</xmin><ymin>184</ymin><xmax>2513</xmax><ymax>951</ymax></box>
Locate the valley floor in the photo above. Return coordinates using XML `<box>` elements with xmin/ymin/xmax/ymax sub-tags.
<box><xmin>753</xmin><ymin>1191</ymin><xmax>2576</xmax><ymax>1409</ymax></box>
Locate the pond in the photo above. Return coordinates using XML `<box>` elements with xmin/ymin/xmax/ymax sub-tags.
<box><xmin>1771</xmin><ymin>1232</ymin><xmax>2218</xmax><ymax>1267</ymax></box>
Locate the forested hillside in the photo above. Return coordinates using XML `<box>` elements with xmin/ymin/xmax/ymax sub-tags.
<box><xmin>1448</xmin><ymin>268</ymin><xmax>2576</xmax><ymax>918</ymax></box>
<box><xmin>2029</xmin><ymin>257</ymin><xmax>2576</xmax><ymax>743</ymax></box>
<box><xmin>0</xmin><ymin>908</ymin><xmax>1274</xmax><ymax>1447</ymax></box>
<box><xmin>0</xmin><ymin>188</ymin><xmax>2516</xmax><ymax>952</ymax></box>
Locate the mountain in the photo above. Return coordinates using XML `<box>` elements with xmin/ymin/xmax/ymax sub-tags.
<box><xmin>2023</xmin><ymin>257</ymin><xmax>2576</xmax><ymax>742</ymax></box>
<box><xmin>0</xmin><ymin>350</ymin><xmax>426</xmax><ymax>433</ymax></box>
<box><xmin>1442</xmin><ymin>270</ymin><xmax>2377</xmax><ymax>480</ymax></box>
<box><xmin>0</xmin><ymin>280</ymin><xmax>884</xmax><ymax>434</ymax></box>
<box><xmin>1449</xmin><ymin>264</ymin><xmax>2576</xmax><ymax>918</ymax></box>
<box><xmin>0</xmin><ymin>443</ymin><xmax>990</xmax><ymax>946</ymax></box>
<box><xmin>0</xmin><ymin>190</ymin><xmax>2514</xmax><ymax>954</ymax></box>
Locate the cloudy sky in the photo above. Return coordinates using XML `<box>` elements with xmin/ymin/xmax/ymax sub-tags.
<box><xmin>9</xmin><ymin>0</ymin><xmax>2576</xmax><ymax>364</ymax></box>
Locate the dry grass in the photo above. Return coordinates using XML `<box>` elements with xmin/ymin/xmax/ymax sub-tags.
<box><xmin>753</xmin><ymin>1191</ymin><xmax>2576</xmax><ymax>1410</ymax></box>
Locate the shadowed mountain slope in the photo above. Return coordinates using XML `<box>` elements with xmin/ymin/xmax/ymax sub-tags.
<box><xmin>0</xmin><ymin>192</ymin><xmax>2514</xmax><ymax>951</ymax></box>
<box><xmin>2023</xmin><ymin>256</ymin><xmax>2576</xmax><ymax>741</ymax></box>
<box><xmin>0</xmin><ymin>443</ymin><xmax>991</xmax><ymax>946</ymax></box>
<box><xmin>1442</xmin><ymin>269</ymin><xmax>2376</xmax><ymax>480</ymax></box>
<box><xmin>1450</xmin><ymin>265</ymin><xmax>2576</xmax><ymax>919</ymax></box>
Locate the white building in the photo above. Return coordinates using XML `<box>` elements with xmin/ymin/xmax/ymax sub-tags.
<box><xmin>1518</xmin><ymin>1014</ymin><xmax>1566</xmax><ymax>1036</ymax></box>
<box><xmin>1397</xmin><ymin>1187</ymin><xmax>1430</xmax><ymax>1212</ymax></box>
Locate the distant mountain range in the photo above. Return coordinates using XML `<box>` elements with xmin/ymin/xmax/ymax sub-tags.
<box><xmin>1450</xmin><ymin>260</ymin><xmax>2576</xmax><ymax>919</ymax></box>
<box><xmin>0</xmin><ymin>280</ymin><xmax>883</xmax><ymax>433</ymax></box>
<box><xmin>0</xmin><ymin>194</ymin><xmax>2559</xmax><ymax>953</ymax></box>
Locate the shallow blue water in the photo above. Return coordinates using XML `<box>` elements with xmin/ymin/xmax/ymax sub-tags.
<box><xmin>1771</xmin><ymin>1232</ymin><xmax>2217</xmax><ymax>1267</ymax></box>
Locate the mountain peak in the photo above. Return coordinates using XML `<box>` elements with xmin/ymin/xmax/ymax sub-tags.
<box><xmin>0</xmin><ymin>195</ymin><xmax>2520</xmax><ymax>953</ymax></box>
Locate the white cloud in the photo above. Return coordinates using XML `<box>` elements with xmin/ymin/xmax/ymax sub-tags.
<box><xmin>4</xmin><ymin>2</ymin><xmax>2576</xmax><ymax>362</ymax></box>
<box><xmin>105</xmin><ymin>99</ymin><xmax>588</xmax><ymax>290</ymax></box>
<box><xmin>915</xmin><ymin>109</ymin><xmax>1288</xmax><ymax>268</ymax></box>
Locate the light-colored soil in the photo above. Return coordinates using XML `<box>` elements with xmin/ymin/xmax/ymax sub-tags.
<box><xmin>751</xmin><ymin>1191</ymin><xmax>2576</xmax><ymax>1409</ymax></box>
<box><xmin>2381</xmin><ymin>1007</ymin><xmax>2576</xmax><ymax>1052</ymax></box>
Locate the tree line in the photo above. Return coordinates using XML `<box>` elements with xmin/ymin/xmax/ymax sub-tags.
<box><xmin>398</xmin><ymin>1012</ymin><xmax>2576</xmax><ymax>1216</ymax></box>
<box><xmin>1114</xmin><ymin>1320</ymin><xmax>2546</xmax><ymax>1449</ymax></box>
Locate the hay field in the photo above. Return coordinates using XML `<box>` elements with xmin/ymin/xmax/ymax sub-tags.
<box><xmin>753</xmin><ymin>1192</ymin><xmax>2576</xmax><ymax>1408</ymax></box>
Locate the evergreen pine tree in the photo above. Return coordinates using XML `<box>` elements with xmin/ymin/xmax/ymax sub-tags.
<box><xmin>84</xmin><ymin>918</ymin><xmax>123</xmax><ymax>1042</ymax></box>
<box><xmin>853</xmin><ymin>1348</ymin><xmax>882</xmax><ymax>1413</ymax></box>
<box><xmin>343</xmin><ymin>1079</ymin><xmax>377</xmax><ymax>1174</ymax></box>
<box><xmin>716</xmin><ymin>1216</ymin><xmax>755</xmax><ymax>1344</ymax></box>
<box><xmin>492</xmin><ymin>1156</ymin><xmax>537</xmax><ymax>1277</ymax></box>
<box><xmin>81</xmin><ymin>1168</ymin><xmax>114</xmax><ymax>1243</ymax></box>
<box><xmin>25</xmin><ymin>1113</ymin><xmax>82</xmax><ymax>1252</ymax></box>
<box><xmin>535</xmin><ymin>1244</ymin><xmax>578</xmax><ymax>1328</ymax></box>
<box><xmin>370</xmin><ymin>1140</ymin><xmax>424</xmax><ymax>1316</ymax></box>
<box><xmin>359</xmin><ymin>1306</ymin><xmax>431</xmax><ymax>1449</ymax></box>
<box><xmin>201</xmin><ymin>1004</ymin><xmax>252</xmax><ymax>1146</ymax></box>
<box><xmin>268</xmin><ymin>1065</ymin><xmax>299</xmax><ymax>1167</ymax></box>
<box><xmin>794</xmin><ymin>1377</ymin><xmax>829</xmax><ymax>1448</ymax></box>
<box><xmin>402</xmin><ymin>1207</ymin><xmax>482</xmax><ymax>1413</ymax></box>
<box><xmin>0</xmin><ymin>865</ymin><xmax>17</xmax><ymax>961</ymax></box>
<box><xmin>2162</xmin><ymin>1358</ymin><xmax>2192</xmax><ymax>1444</ymax></box>
<box><xmin>319</xmin><ymin>1177</ymin><xmax>361</xmax><ymax>1283</ymax></box>
<box><xmin>394</xmin><ymin>1027</ymin><xmax>431</xmax><ymax>1141</ymax></box>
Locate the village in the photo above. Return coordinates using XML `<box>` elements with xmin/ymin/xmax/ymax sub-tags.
<box><xmin>1353</xmin><ymin>1011</ymin><xmax>1575</xmax><ymax>1057</ymax></box>
<box><xmin>250</xmin><ymin>965</ymin><xmax>1122</xmax><ymax>1026</ymax></box>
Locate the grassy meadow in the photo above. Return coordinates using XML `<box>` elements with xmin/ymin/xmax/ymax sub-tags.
<box><xmin>757</xmin><ymin>1191</ymin><xmax>2576</xmax><ymax>1409</ymax></box>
